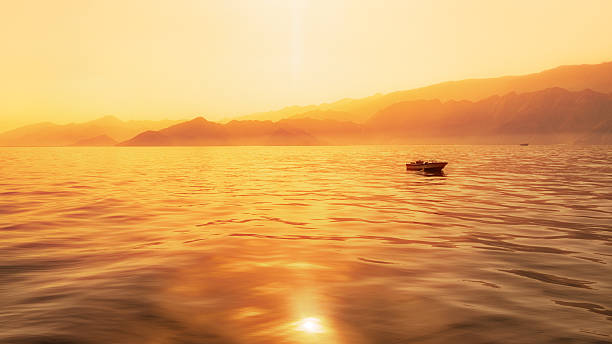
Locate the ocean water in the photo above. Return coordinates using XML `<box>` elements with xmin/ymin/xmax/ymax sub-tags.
<box><xmin>0</xmin><ymin>145</ymin><xmax>611</xmax><ymax>344</ymax></box>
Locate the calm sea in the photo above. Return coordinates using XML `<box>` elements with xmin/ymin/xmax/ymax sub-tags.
<box><xmin>1</xmin><ymin>145</ymin><xmax>611</xmax><ymax>344</ymax></box>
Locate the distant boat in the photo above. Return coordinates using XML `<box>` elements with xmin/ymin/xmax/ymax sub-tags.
<box><xmin>406</xmin><ymin>160</ymin><xmax>448</xmax><ymax>172</ymax></box>
<box><xmin>519</xmin><ymin>143</ymin><xmax>529</xmax><ymax>146</ymax></box>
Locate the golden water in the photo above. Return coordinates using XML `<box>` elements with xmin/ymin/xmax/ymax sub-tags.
<box><xmin>1</xmin><ymin>146</ymin><xmax>611</xmax><ymax>343</ymax></box>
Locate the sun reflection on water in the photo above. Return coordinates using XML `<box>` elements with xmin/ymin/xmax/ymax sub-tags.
<box><xmin>295</xmin><ymin>317</ymin><xmax>325</xmax><ymax>333</ymax></box>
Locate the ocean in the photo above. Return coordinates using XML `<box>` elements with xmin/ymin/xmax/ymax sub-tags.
<box><xmin>1</xmin><ymin>145</ymin><xmax>611</xmax><ymax>343</ymax></box>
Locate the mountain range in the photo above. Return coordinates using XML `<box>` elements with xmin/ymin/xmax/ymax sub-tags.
<box><xmin>234</xmin><ymin>61</ymin><xmax>612</xmax><ymax>123</ymax></box>
<box><xmin>366</xmin><ymin>87</ymin><xmax>612</xmax><ymax>144</ymax></box>
<box><xmin>0</xmin><ymin>116</ymin><xmax>183</xmax><ymax>146</ymax></box>
<box><xmin>1</xmin><ymin>61</ymin><xmax>611</xmax><ymax>146</ymax></box>
<box><xmin>118</xmin><ymin>87</ymin><xmax>612</xmax><ymax>145</ymax></box>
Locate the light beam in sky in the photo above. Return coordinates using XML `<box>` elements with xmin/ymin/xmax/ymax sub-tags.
<box><xmin>290</xmin><ymin>0</ymin><xmax>307</xmax><ymax>82</ymax></box>
<box><xmin>0</xmin><ymin>0</ymin><xmax>611</xmax><ymax>131</ymax></box>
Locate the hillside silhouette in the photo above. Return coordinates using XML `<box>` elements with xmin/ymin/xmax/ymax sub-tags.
<box><xmin>70</xmin><ymin>134</ymin><xmax>118</xmax><ymax>146</ymax></box>
<box><xmin>119</xmin><ymin>117</ymin><xmax>347</xmax><ymax>146</ymax></box>
<box><xmin>366</xmin><ymin>87</ymin><xmax>612</xmax><ymax>144</ymax></box>
<box><xmin>117</xmin><ymin>87</ymin><xmax>612</xmax><ymax>145</ymax></box>
<box><xmin>235</xmin><ymin>61</ymin><xmax>612</xmax><ymax>123</ymax></box>
<box><xmin>0</xmin><ymin>116</ymin><xmax>183</xmax><ymax>146</ymax></box>
<box><xmin>3</xmin><ymin>61</ymin><xmax>612</xmax><ymax>146</ymax></box>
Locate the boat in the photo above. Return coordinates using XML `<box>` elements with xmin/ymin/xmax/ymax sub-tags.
<box><xmin>406</xmin><ymin>160</ymin><xmax>448</xmax><ymax>172</ymax></box>
<box><xmin>519</xmin><ymin>143</ymin><xmax>529</xmax><ymax>146</ymax></box>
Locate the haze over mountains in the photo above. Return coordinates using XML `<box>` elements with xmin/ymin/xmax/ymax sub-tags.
<box><xmin>235</xmin><ymin>61</ymin><xmax>612</xmax><ymax>123</ymax></box>
<box><xmin>367</xmin><ymin>87</ymin><xmax>612</xmax><ymax>144</ymax></box>
<box><xmin>118</xmin><ymin>117</ymin><xmax>349</xmax><ymax>146</ymax></box>
<box><xmin>0</xmin><ymin>116</ymin><xmax>183</xmax><ymax>146</ymax></box>
<box><xmin>1</xmin><ymin>61</ymin><xmax>611</xmax><ymax>146</ymax></box>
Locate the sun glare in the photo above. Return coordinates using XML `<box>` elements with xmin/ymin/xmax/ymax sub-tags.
<box><xmin>295</xmin><ymin>317</ymin><xmax>325</xmax><ymax>333</ymax></box>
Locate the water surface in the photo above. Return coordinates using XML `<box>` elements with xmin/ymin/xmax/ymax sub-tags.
<box><xmin>1</xmin><ymin>145</ymin><xmax>611</xmax><ymax>343</ymax></box>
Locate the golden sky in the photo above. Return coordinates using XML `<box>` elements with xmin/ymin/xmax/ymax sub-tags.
<box><xmin>1</xmin><ymin>0</ymin><xmax>611</xmax><ymax>131</ymax></box>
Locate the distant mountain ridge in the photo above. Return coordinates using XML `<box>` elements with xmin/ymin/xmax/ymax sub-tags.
<box><xmin>0</xmin><ymin>116</ymin><xmax>184</xmax><ymax>146</ymax></box>
<box><xmin>71</xmin><ymin>134</ymin><xmax>118</xmax><ymax>146</ymax></box>
<box><xmin>366</xmin><ymin>87</ymin><xmax>612</xmax><ymax>144</ymax></box>
<box><xmin>119</xmin><ymin>117</ymin><xmax>330</xmax><ymax>146</ymax></box>
<box><xmin>119</xmin><ymin>87</ymin><xmax>612</xmax><ymax>145</ymax></box>
<box><xmin>234</xmin><ymin>61</ymin><xmax>612</xmax><ymax>123</ymax></box>
<box><xmin>2</xmin><ymin>61</ymin><xmax>612</xmax><ymax>146</ymax></box>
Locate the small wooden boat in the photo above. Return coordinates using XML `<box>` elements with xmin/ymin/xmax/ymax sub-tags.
<box><xmin>406</xmin><ymin>160</ymin><xmax>448</xmax><ymax>172</ymax></box>
<box><xmin>519</xmin><ymin>143</ymin><xmax>529</xmax><ymax>146</ymax></box>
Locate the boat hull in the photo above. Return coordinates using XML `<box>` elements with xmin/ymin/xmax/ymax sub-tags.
<box><xmin>406</xmin><ymin>162</ymin><xmax>447</xmax><ymax>172</ymax></box>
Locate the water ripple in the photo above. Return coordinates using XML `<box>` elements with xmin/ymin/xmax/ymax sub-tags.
<box><xmin>0</xmin><ymin>145</ymin><xmax>611</xmax><ymax>343</ymax></box>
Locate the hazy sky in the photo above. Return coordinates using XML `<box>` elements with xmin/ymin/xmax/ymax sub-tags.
<box><xmin>1</xmin><ymin>0</ymin><xmax>611</xmax><ymax>131</ymax></box>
